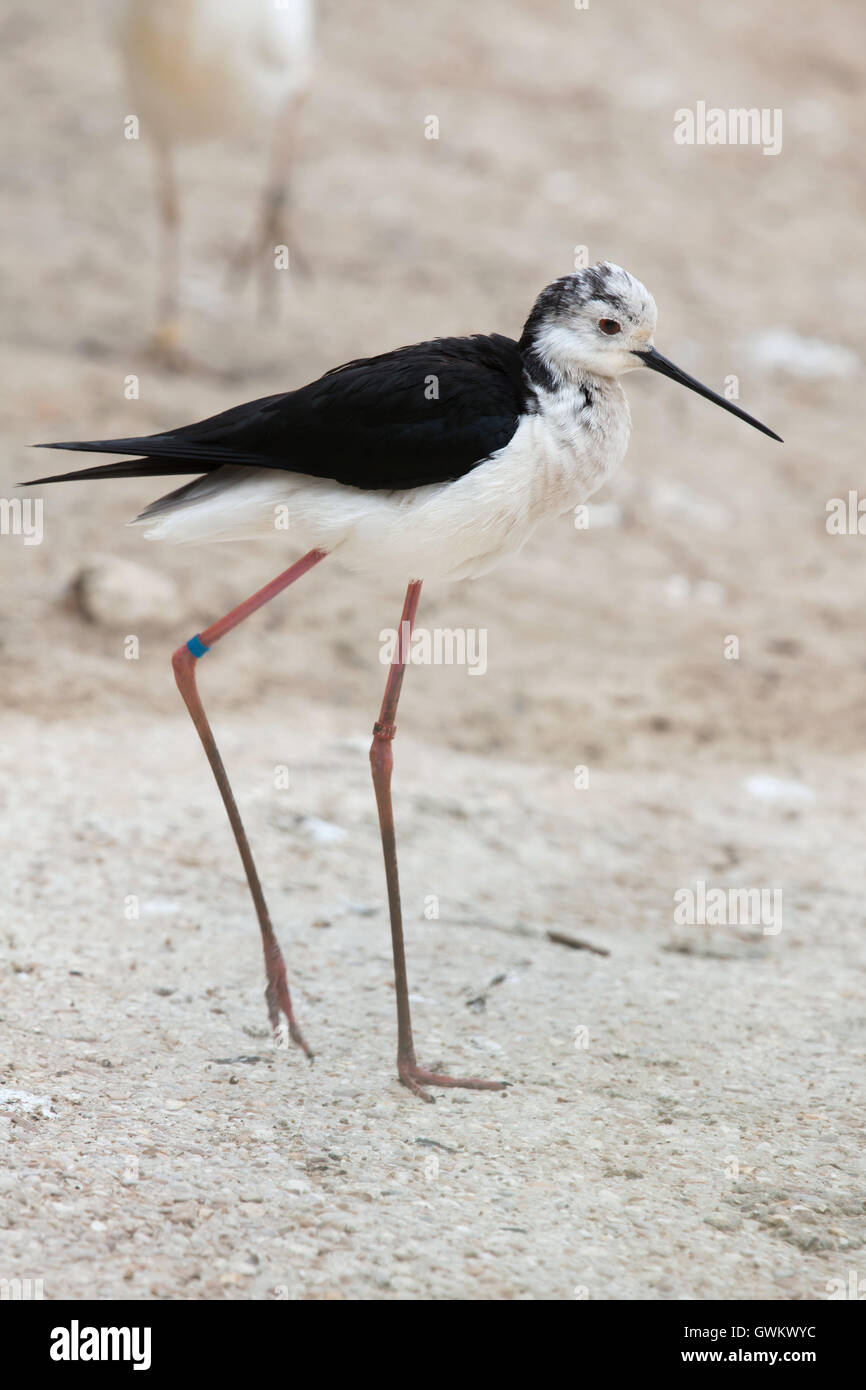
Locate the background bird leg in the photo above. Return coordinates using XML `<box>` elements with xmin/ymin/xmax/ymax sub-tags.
<box><xmin>369</xmin><ymin>581</ymin><xmax>508</xmax><ymax>1102</ymax></box>
<box><xmin>230</xmin><ymin>90</ymin><xmax>310</xmax><ymax>310</ymax></box>
<box><xmin>171</xmin><ymin>548</ymin><xmax>327</xmax><ymax>1054</ymax></box>
<box><xmin>149</xmin><ymin>143</ymin><xmax>186</xmax><ymax>369</ymax></box>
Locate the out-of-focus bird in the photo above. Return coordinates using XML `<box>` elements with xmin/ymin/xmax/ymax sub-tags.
<box><xmin>116</xmin><ymin>0</ymin><xmax>314</xmax><ymax>367</ymax></box>
<box><xmin>30</xmin><ymin>263</ymin><xmax>781</xmax><ymax>1100</ymax></box>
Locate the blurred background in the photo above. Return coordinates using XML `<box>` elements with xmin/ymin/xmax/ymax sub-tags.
<box><xmin>3</xmin><ymin>0</ymin><xmax>863</xmax><ymax>763</ymax></box>
<box><xmin>1</xmin><ymin>0</ymin><xmax>865</xmax><ymax>1300</ymax></box>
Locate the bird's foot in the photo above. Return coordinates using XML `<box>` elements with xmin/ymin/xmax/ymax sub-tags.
<box><xmin>398</xmin><ymin>1056</ymin><xmax>508</xmax><ymax>1103</ymax></box>
<box><xmin>266</xmin><ymin>975</ymin><xmax>313</xmax><ymax>1062</ymax></box>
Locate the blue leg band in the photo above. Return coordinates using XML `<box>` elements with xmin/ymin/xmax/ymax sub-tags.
<box><xmin>186</xmin><ymin>634</ymin><xmax>210</xmax><ymax>659</ymax></box>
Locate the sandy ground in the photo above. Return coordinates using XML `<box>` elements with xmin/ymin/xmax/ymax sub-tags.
<box><xmin>1</xmin><ymin>0</ymin><xmax>865</xmax><ymax>1300</ymax></box>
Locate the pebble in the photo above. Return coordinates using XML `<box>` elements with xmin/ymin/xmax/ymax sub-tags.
<box><xmin>69</xmin><ymin>555</ymin><xmax>180</xmax><ymax>630</ymax></box>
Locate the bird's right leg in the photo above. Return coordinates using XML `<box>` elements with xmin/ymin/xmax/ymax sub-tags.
<box><xmin>369</xmin><ymin>582</ymin><xmax>508</xmax><ymax>1102</ymax></box>
<box><xmin>171</xmin><ymin>549</ymin><xmax>327</xmax><ymax>1054</ymax></box>
<box><xmin>149</xmin><ymin>143</ymin><xmax>186</xmax><ymax>370</ymax></box>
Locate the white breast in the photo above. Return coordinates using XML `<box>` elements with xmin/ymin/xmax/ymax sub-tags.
<box><xmin>136</xmin><ymin>377</ymin><xmax>631</xmax><ymax>583</ymax></box>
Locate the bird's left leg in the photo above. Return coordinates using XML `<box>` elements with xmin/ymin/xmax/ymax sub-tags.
<box><xmin>369</xmin><ymin>581</ymin><xmax>508</xmax><ymax>1102</ymax></box>
<box><xmin>171</xmin><ymin>549</ymin><xmax>327</xmax><ymax>1055</ymax></box>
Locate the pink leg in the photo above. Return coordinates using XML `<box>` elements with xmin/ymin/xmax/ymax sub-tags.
<box><xmin>172</xmin><ymin>548</ymin><xmax>327</xmax><ymax>1055</ymax></box>
<box><xmin>369</xmin><ymin>582</ymin><xmax>508</xmax><ymax>1102</ymax></box>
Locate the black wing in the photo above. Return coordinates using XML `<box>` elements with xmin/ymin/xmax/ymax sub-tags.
<box><xmin>30</xmin><ymin>335</ymin><xmax>526</xmax><ymax>491</ymax></box>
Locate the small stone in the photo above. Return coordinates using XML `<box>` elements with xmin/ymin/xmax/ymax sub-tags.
<box><xmin>704</xmin><ymin>1213</ymin><xmax>741</xmax><ymax>1232</ymax></box>
<box><xmin>69</xmin><ymin>555</ymin><xmax>179</xmax><ymax>630</ymax></box>
<box><xmin>300</xmin><ymin>817</ymin><xmax>347</xmax><ymax>845</ymax></box>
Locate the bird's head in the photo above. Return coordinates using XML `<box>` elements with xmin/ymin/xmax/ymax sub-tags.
<box><xmin>521</xmin><ymin>261</ymin><xmax>781</xmax><ymax>440</ymax></box>
<box><xmin>521</xmin><ymin>262</ymin><xmax>657</xmax><ymax>381</ymax></box>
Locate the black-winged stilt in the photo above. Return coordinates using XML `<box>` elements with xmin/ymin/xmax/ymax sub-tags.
<box><xmin>30</xmin><ymin>262</ymin><xmax>781</xmax><ymax>1100</ymax></box>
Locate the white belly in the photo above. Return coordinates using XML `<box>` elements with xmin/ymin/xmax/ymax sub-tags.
<box><xmin>136</xmin><ymin>385</ymin><xmax>631</xmax><ymax>583</ymax></box>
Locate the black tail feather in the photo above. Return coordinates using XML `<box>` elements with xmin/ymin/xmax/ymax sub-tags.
<box><xmin>24</xmin><ymin>457</ymin><xmax>205</xmax><ymax>486</ymax></box>
<box><xmin>36</xmin><ymin>437</ymin><xmax>157</xmax><ymax>453</ymax></box>
<box><xmin>28</xmin><ymin>425</ymin><xmax>286</xmax><ymax>480</ymax></box>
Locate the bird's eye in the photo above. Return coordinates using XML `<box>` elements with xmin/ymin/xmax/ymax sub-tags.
<box><xmin>599</xmin><ymin>319</ymin><xmax>621</xmax><ymax>335</ymax></box>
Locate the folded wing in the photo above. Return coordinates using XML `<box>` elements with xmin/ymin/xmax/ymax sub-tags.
<box><xmin>30</xmin><ymin>334</ymin><xmax>525</xmax><ymax>492</ymax></box>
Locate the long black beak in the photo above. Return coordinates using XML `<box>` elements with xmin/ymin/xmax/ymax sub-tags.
<box><xmin>635</xmin><ymin>346</ymin><xmax>782</xmax><ymax>442</ymax></box>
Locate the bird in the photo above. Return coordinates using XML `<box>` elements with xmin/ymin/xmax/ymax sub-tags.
<box><xmin>29</xmin><ymin>261</ymin><xmax>781</xmax><ymax>1101</ymax></box>
<box><xmin>115</xmin><ymin>0</ymin><xmax>314</xmax><ymax>367</ymax></box>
